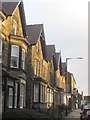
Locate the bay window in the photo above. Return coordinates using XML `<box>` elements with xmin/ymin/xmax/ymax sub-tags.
<box><xmin>11</xmin><ymin>45</ymin><xmax>19</xmax><ymax>68</ymax></box>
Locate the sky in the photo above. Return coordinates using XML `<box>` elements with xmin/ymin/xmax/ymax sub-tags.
<box><xmin>23</xmin><ymin>0</ymin><xmax>89</xmax><ymax>96</ymax></box>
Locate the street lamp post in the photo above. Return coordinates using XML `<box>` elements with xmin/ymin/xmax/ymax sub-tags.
<box><xmin>66</xmin><ymin>57</ymin><xmax>83</xmax><ymax>106</ymax></box>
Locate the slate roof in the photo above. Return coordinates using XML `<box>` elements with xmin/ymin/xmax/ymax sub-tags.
<box><xmin>54</xmin><ymin>52</ymin><xmax>63</xmax><ymax>72</ymax></box>
<box><xmin>55</xmin><ymin>53</ymin><xmax>61</xmax><ymax>69</ymax></box>
<box><xmin>26</xmin><ymin>24</ymin><xmax>47</xmax><ymax>59</ymax></box>
<box><xmin>46</xmin><ymin>45</ymin><xmax>61</xmax><ymax>71</ymax></box>
<box><xmin>61</xmin><ymin>62</ymin><xmax>66</xmax><ymax>76</ymax></box>
<box><xmin>26</xmin><ymin>24</ymin><xmax>43</xmax><ymax>45</ymax></box>
<box><xmin>46</xmin><ymin>45</ymin><xmax>55</xmax><ymax>61</ymax></box>
<box><xmin>2</xmin><ymin>1</ymin><xmax>20</xmax><ymax>15</ymax></box>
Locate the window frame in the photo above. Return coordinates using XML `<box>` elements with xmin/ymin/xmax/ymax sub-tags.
<box><xmin>22</xmin><ymin>48</ymin><xmax>25</xmax><ymax>70</ymax></box>
<box><xmin>10</xmin><ymin>45</ymin><xmax>19</xmax><ymax>68</ymax></box>
<box><xmin>37</xmin><ymin>61</ymin><xmax>40</xmax><ymax>76</ymax></box>
<box><xmin>20</xmin><ymin>83</ymin><xmax>26</xmax><ymax>108</ymax></box>
<box><xmin>0</xmin><ymin>40</ymin><xmax>2</xmax><ymax>55</ymax></box>
<box><xmin>34</xmin><ymin>84</ymin><xmax>39</xmax><ymax>102</ymax></box>
<box><xmin>14</xmin><ymin>82</ymin><xmax>18</xmax><ymax>108</ymax></box>
<box><xmin>0</xmin><ymin>40</ymin><xmax>2</xmax><ymax>63</ymax></box>
<box><xmin>34</xmin><ymin>60</ymin><xmax>37</xmax><ymax>75</ymax></box>
<box><xmin>34</xmin><ymin>60</ymin><xmax>40</xmax><ymax>76</ymax></box>
<box><xmin>36</xmin><ymin>41</ymin><xmax>39</xmax><ymax>53</ymax></box>
<box><xmin>13</xmin><ymin>20</ymin><xmax>17</xmax><ymax>35</ymax></box>
<box><xmin>40</xmin><ymin>84</ymin><xmax>46</xmax><ymax>103</ymax></box>
<box><xmin>8</xmin><ymin>86</ymin><xmax>14</xmax><ymax>108</ymax></box>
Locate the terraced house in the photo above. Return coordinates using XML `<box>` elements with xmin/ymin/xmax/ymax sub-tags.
<box><xmin>26</xmin><ymin>24</ymin><xmax>50</xmax><ymax>109</ymax></box>
<box><xmin>53</xmin><ymin>52</ymin><xmax>66</xmax><ymax>106</ymax></box>
<box><xmin>46</xmin><ymin>46</ymin><xmax>66</xmax><ymax>107</ymax></box>
<box><xmin>46</xmin><ymin>45</ymin><xmax>56</xmax><ymax>108</ymax></box>
<box><xmin>67</xmin><ymin>72</ymin><xmax>76</xmax><ymax>110</ymax></box>
<box><xmin>1</xmin><ymin>1</ymin><xmax>29</xmax><ymax>111</ymax></box>
<box><xmin>0</xmin><ymin>1</ymin><xmax>79</xmax><ymax>118</ymax></box>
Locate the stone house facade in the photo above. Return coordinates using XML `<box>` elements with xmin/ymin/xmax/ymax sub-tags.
<box><xmin>26</xmin><ymin>24</ymin><xmax>50</xmax><ymax>109</ymax></box>
<box><xmin>1</xmin><ymin>1</ymin><xmax>29</xmax><ymax>111</ymax></box>
<box><xmin>0</xmin><ymin>0</ymin><xmax>79</xmax><ymax>114</ymax></box>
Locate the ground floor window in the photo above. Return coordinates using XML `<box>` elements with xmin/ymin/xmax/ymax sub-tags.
<box><xmin>40</xmin><ymin>84</ymin><xmax>47</xmax><ymax>103</ymax></box>
<box><xmin>34</xmin><ymin>84</ymin><xmax>39</xmax><ymax>102</ymax></box>
<box><xmin>8</xmin><ymin>87</ymin><xmax>13</xmax><ymax>108</ymax></box>
<box><xmin>20</xmin><ymin>83</ymin><xmax>26</xmax><ymax>108</ymax></box>
<box><xmin>33</xmin><ymin>83</ymin><xmax>47</xmax><ymax>103</ymax></box>
<box><xmin>14</xmin><ymin>83</ymin><xmax>18</xmax><ymax>108</ymax></box>
<box><xmin>47</xmin><ymin>88</ymin><xmax>53</xmax><ymax>108</ymax></box>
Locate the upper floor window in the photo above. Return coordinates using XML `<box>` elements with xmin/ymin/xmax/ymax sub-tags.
<box><xmin>34</xmin><ymin>60</ymin><xmax>40</xmax><ymax>76</ymax></box>
<box><xmin>22</xmin><ymin>49</ymin><xmax>25</xmax><ymax>69</ymax></box>
<box><xmin>36</xmin><ymin>41</ymin><xmax>39</xmax><ymax>53</ymax></box>
<box><xmin>0</xmin><ymin>40</ymin><xmax>2</xmax><ymax>63</ymax></box>
<box><xmin>37</xmin><ymin>61</ymin><xmax>40</xmax><ymax>76</ymax></box>
<box><xmin>13</xmin><ymin>20</ymin><xmax>17</xmax><ymax>35</ymax></box>
<box><xmin>11</xmin><ymin>45</ymin><xmax>19</xmax><ymax>68</ymax></box>
<box><xmin>42</xmin><ymin>67</ymin><xmax>45</xmax><ymax>78</ymax></box>
<box><xmin>0</xmin><ymin>40</ymin><xmax>2</xmax><ymax>55</ymax></box>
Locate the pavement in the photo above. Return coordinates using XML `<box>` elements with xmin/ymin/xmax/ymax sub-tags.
<box><xmin>63</xmin><ymin>109</ymin><xmax>82</xmax><ymax>120</ymax></box>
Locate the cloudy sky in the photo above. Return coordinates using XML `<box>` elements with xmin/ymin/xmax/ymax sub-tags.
<box><xmin>23</xmin><ymin>0</ymin><xmax>89</xmax><ymax>95</ymax></box>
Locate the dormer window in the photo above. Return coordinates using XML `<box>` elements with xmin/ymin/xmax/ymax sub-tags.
<box><xmin>11</xmin><ymin>45</ymin><xmax>19</xmax><ymax>68</ymax></box>
<box><xmin>13</xmin><ymin>20</ymin><xmax>17</xmax><ymax>35</ymax></box>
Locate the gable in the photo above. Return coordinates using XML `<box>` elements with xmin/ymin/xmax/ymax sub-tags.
<box><xmin>27</xmin><ymin>24</ymin><xmax>47</xmax><ymax>59</ymax></box>
<box><xmin>12</xmin><ymin>6</ymin><xmax>23</xmax><ymax>37</ymax></box>
<box><xmin>46</xmin><ymin>45</ymin><xmax>55</xmax><ymax>61</ymax></box>
<box><xmin>2</xmin><ymin>1</ymin><xmax>26</xmax><ymax>37</ymax></box>
<box><xmin>26</xmin><ymin>24</ymin><xmax>43</xmax><ymax>45</ymax></box>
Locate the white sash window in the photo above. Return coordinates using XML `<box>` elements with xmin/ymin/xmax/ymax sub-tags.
<box><xmin>11</xmin><ymin>45</ymin><xmax>19</xmax><ymax>68</ymax></box>
<box><xmin>0</xmin><ymin>40</ymin><xmax>2</xmax><ymax>63</ymax></box>
<box><xmin>13</xmin><ymin>21</ymin><xmax>17</xmax><ymax>35</ymax></box>
<box><xmin>8</xmin><ymin>87</ymin><xmax>13</xmax><ymax>108</ymax></box>
<box><xmin>34</xmin><ymin>84</ymin><xmax>39</xmax><ymax>102</ymax></box>
<box><xmin>20</xmin><ymin>83</ymin><xmax>26</xmax><ymax>108</ymax></box>
<box><xmin>22</xmin><ymin>49</ymin><xmax>25</xmax><ymax>69</ymax></box>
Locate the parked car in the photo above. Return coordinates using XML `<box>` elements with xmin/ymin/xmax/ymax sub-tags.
<box><xmin>80</xmin><ymin>104</ymin><xmax>90</xmax><ymax>120</ymax></box>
